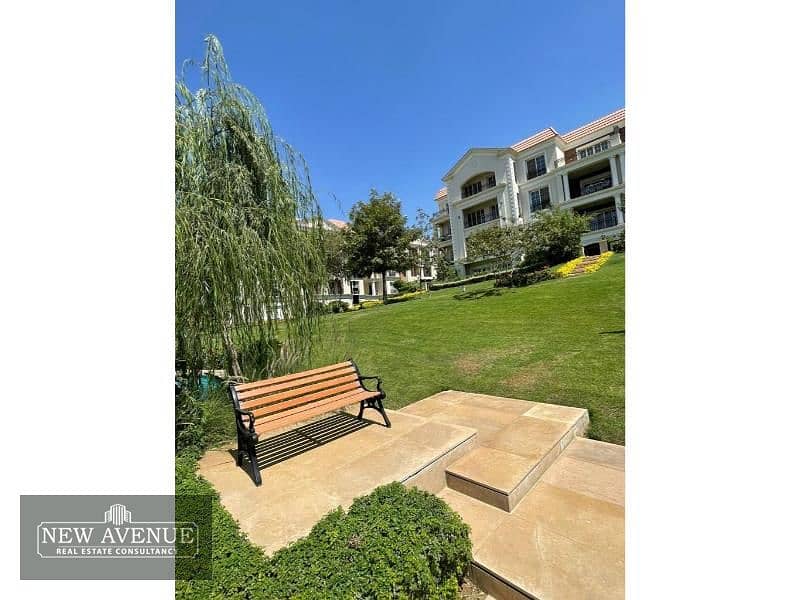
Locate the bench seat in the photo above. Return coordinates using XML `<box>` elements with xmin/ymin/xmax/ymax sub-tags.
<box><xmin>228</xmin><ymin>359</ymin><xmax>390</xmax><ymax>485</ymax></box>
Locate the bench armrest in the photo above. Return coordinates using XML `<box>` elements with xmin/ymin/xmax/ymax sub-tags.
<box><xmin>358</xmin><ymin>375</ymin><xmax>383</xmax><ymax>394</ymax></box>
<box><xmin>234</xmin><ymin>407</ymin><xmax>256</xmax><ymax>435</ymax></box>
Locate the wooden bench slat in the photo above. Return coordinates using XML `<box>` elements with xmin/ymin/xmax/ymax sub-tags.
<box><xmin>238</xmin><ymin>372</ymin><xmax>359</xmax><ymax>410</ymax></box>
<box><xmin>235</xmin><ymin>365</ymin><xmax>357</xmax><ymax>401</ymax></box>
<box><xmin>247</xmin><ymin>380</ymin><xmax>363</xmax><ymax>418</ymax></box>
<box><xmin>253</xmin><ymin>390</ymin><xmax>377</xmax><ymax>435</ymax></box>
<box><xmin>234</xmin><ymin>361</ymin><xmax>353</xmax><ymax>392</ymax></box>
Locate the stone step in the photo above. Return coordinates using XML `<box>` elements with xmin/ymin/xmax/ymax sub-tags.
<box><xmin>438</xmin><ymin>437</ymin><xmax>625</xmax><ymax>600</ymax></box>
<box><xmin>444</xmin><ymin>406</ymin><xmax>589</xmax><ymax>512</ymax></box>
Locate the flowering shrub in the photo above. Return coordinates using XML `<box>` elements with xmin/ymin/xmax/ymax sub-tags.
<box><xmin>555</xmin><ymin>251</ymin><xmax>614</xmax><ymax>277</ymax></box>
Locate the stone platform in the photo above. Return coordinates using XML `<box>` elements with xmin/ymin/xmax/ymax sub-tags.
<box><xmin>197</xmin><ymin>390</ymin><xmax>624</xmax><ymax>599</ymax></box>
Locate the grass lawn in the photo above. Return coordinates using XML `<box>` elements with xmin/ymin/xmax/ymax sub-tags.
<box><xmin>310</xmin><ymin>254</ymin><xmax>625</xmax><ymax>445</ymax></box>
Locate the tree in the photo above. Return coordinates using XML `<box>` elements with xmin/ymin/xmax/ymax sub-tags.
<box><xmin>433</xmin><ymin>250</ymin><xmax>457</xmax><ymax>282</ymax></box>
<box><xmin>323</xmin><ymin>227</ymin><xmax>349</xmax><ymax>283</ymax></box>
<box><xmin>466</xmin><ymin>225</ymin><xmax>525</xmax><ymax>274</ymax></box>
<box><xmin>521</xmin><ymin>208</ymin><xmax>588</xmax><ymax>268</ymax></box>
<box><xmin>175</xmin><ymin>35</ymin><xmax>326</xmax><ymax>382</ymax></box>
<box><xmin>346</xmin><ymin>190</ymin><xmax>415</xmax><ymax>301</ymax></box>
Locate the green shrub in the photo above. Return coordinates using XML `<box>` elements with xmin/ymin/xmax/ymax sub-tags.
<box><xmin>494</xmin><ymin>267</ymin><xmax>555</xmax><ymax>288</ymax></box>
<box><xmin>175</xmin><ymin>387</ymin><xmax>235</xmax><ymax>455</ymax></box>
<box><xmin>392</xmin><ymin>279</ymin><xmax>419</xmax><ymax>294</ymax></box>
<box><xmin>175</xmin><ymin>462</ymin><xmax>472</xmax><ymax>600</ymax></box>
<box><xmin>521</xmin><ymin>208</ymin><xmax>588</xmax><ymax>269</ymax></box>
<box><xmin>175</xmin><ymin>455</ymin><xmax>274</xmax><ymax>599</ymax></box>
<box><xmin>264</xmin><ymin>482</ymin><xmax>471</xmax><ymax>599</ymax></box>
<box><xmin>329</xmin><ymin>300</ymin><xmax>349</xmax><ymax>313</ymax></box>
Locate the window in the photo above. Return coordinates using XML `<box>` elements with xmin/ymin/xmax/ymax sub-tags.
<box><xmin>529</xmin><ymin>186</ymin><xmax>551</xmax><ymax>213</ymax></box>
<box><xmin>526</xmin><ymin>154</ymin><xmax>546</xmax><ymax>180</ymax></box>
<box><xmin>578</xmin><ymin>140</ymin><xmax>610</xmax><ymax>159</ymax></box>
<box><xmin>464</xmin><ymin>203</ymin><xmax>499</xmax><ymax>228</ymax></box>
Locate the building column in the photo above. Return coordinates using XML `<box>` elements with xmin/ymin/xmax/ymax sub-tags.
<box><xmin>562</xmin><ymin>173</ymin><xmax>571</xmax><ymax>202</ymax></box>
<box><xmin>614</xmin><ymin>193</ymin><xmax>624</xmax><ymax>225</ymax></box>
<box><xmin>503</xmin><ymin>155</ymin><xmax>519</xmax><ymax>223</ymax></box>
<box><xmin>609</xmin><ymin>157</ymin><xmax>620</xmax><ymax>187</ymax></box>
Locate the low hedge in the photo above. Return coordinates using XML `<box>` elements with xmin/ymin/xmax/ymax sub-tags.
<box><xmin>385</xmin><ymin>291</ymin><xmax>425</xmax><ymax>305</ymax></box>
<box><xmin>175</xmin><ymin>460</ymin><xmax>472</xmax><ymax>599</ymax></box>
<box><xmin>494</xmin><ymin>267</ymin><xmax>554</xmax><ymax>288</ymax></box>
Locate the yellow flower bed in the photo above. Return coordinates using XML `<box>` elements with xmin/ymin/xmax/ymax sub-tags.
<box><xmin>555</xmin><ymin>256</ymin><xmax>585</xmax><ymax>278</ymax></box>
<box><xmin>555</xmin><ymin>251</ymin><xmax>614</xmax><ymax>277</ymax></box>
<box><xmin>583</xmin><ymin>251</ymin><xmax>614</xmax><ymax>273</ymax></box>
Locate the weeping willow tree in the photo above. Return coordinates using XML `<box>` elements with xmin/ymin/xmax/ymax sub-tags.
<box><xmin>176</xmin><ymin>35</ymin><xmax>326</xmax><ymax>383</ymax></box>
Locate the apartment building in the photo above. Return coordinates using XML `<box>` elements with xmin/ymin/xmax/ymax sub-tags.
<box><xmin>432</xmin><ymin>108</ymin><xmax>625</xmax><ymax>277</ymax></box>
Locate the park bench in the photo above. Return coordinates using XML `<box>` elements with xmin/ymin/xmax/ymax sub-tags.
<box><xmin>228</xmin><ymin>359</ymin><xmax>391</xmax><ymax>485</ymax></box>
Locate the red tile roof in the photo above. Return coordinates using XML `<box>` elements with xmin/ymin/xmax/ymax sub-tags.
<box><xmin>434</xmin><ymin>187</ymin><xmax>447</xmax><ymax>200</ymax></box>
<box><xmin>510</xmin><ymin>127</ymin><xmax>558</xmax><ymax>152</ymax></box>
<box><xmin>560</xmin><ymin>108</ymin><xmax>625</xmax><ymax>144</ymax></box>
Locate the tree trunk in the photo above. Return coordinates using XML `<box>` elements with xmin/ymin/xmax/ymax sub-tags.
<box><xmin>381</xmin><ymin>271</ymin><xmax>387</xmax><ymax>302</ymax></box>
<box><xmin>221</xmin><ymin>324</ymin><xmax>243</xmax><ymax>379</ymax></box>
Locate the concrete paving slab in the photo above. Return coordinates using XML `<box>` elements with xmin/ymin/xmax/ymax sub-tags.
<box><xmin>541</xmin><ymin>456</ymin><xmax>625</xmax><ymax>507</ymax></box>
<box><xmin>197</xmin><ymin>408</ymin><xmax>477</xmax><ymax>556</ymax></box>
<box><xmin>483</xmin><ymin>416</ymin><xmax>573</xmax><ymax>459</ymax></box>
<box><xmin>562</xmin><ymin>436</ymin><xmax>625</xmax><ymax>471</ymax></box>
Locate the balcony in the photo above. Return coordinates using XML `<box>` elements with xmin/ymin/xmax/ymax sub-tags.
<box><xmin>434</xmin><ymin>232</ymin><xmax>453</xmax><ymax>245</ymax></box>
<box><xmin>587</xmin><ymin>210</ymin><xmax>618</xmax><ymax>232</ymax></box>
<box><xmin>432</xmin><ymin>207</ymin><xmax>450</xmax><ymax>222</ymax></box>
<box><xmin>553</xmin><ymin>135</ymin><xmax>622</xmax><ymax>169</ymax></box>
<box><xmin>461</xmin><ymin>172</ymin><xmax>497</xmax><ymax>199</ymax></box>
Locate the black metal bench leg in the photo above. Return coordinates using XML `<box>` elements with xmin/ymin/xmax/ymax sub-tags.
<box><xmin>246</xmin><ymin>441</ymin><xmax>262</xmax><ymax>486</ymax></box>
<box><xmin>359</xmin><ymin>397</ymin><xmax>391</xmax><ymax>428</ymax></box>
<box><xmin>376</xmin><ymin>397</ymin><xmax>391</xmax><ymax>428</ymax></box>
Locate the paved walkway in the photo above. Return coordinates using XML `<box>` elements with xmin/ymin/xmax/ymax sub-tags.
<box><xmin>197</xmin><ymin>391</ymin><xmax>624</xmax><ymax>599</ymax></box>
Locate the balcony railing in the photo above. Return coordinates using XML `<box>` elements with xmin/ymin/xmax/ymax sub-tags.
<box><xmin>587</xmin><ymin>210</ymin><xmax>619</xmax><ymax>232</ymax></box>
<box><xmin>435</xmin><ymin>232</ymin><xmax>452</xmax><ymax>242</ymax></box>
<box><xmin>432</xmin><ymin>207</ymin><xmax>450</xmax><ymax>220</ymax></box>
<box><xmin>581</xmin><ymin>176</ymin><xmax>613</xmax><ymax>196</ymax></box>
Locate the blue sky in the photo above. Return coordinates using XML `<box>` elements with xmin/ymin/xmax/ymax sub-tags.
<box><xmin>176</xmin><ymin>0</ymin><xmax>624</xmax><ymax>223</ymax></box>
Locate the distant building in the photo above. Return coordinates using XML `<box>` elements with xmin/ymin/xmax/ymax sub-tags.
<box><xmin>320</xmin><ymin>218</ymin><xmax>436</xmax><ymax>306</ymax></box>
<box><xmin>432</xmin><ymin>109</ymin><xmax>625</xmax><ymax>277</ymax></box>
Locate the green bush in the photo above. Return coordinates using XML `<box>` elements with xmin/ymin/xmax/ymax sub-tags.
<box><xmin>494</xmin><ymin>267</ymin><xmax>554</xmax><ymax>288</ymax></box>
<box><xmin>329</xmin><ymin>300</ymin><xmax>349</xmax><ymax>313</ymax></box>
<box><xmin>521</xmin><ymin>208</ymin><xmax>588</xmax><ymax>269</ymax></box>
<box><xmin>175</xmin><ymin>387</ymin><xmax>236</xmax><ymax>455</ymax></box>
<box><xmin>264</xmin><ymin>482</ymin><xmax>471</xmax><ymax>599</ymax></box>
<box><xmin>392</xmin><ymin>279</ymin><xmax>419</xmax><ymax>294</ymax></box>
<box><xmin>175</xmin><ymin>461</ymin><xmax>472</xmax><ymax>600</ymax></box>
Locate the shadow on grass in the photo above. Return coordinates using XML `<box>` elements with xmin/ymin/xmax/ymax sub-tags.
<box><xmin>599</xmin><ymin>330</ymin><xmax>625</xmax><ymax>335</ymax></box>
<box><xmin>231</xmin><ymin>412</ymin><xmax>374</xmax><ymax>477</ymax></box>
<box><xmin>453</xmin><ymin>288</ymin><xmax>503</xmax><ymax>301</ymax></box>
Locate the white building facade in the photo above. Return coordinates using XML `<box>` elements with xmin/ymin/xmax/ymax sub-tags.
<box><xmin>432</xmin><ymin>109</ymin><xmax>625</xmax><ymax>277</ymax></box>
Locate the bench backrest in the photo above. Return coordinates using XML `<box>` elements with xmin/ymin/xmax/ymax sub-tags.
<box><xmin>230</xmin><ymin>360</ymin><xmax>363</xmax><ymax>421</ymax></box>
